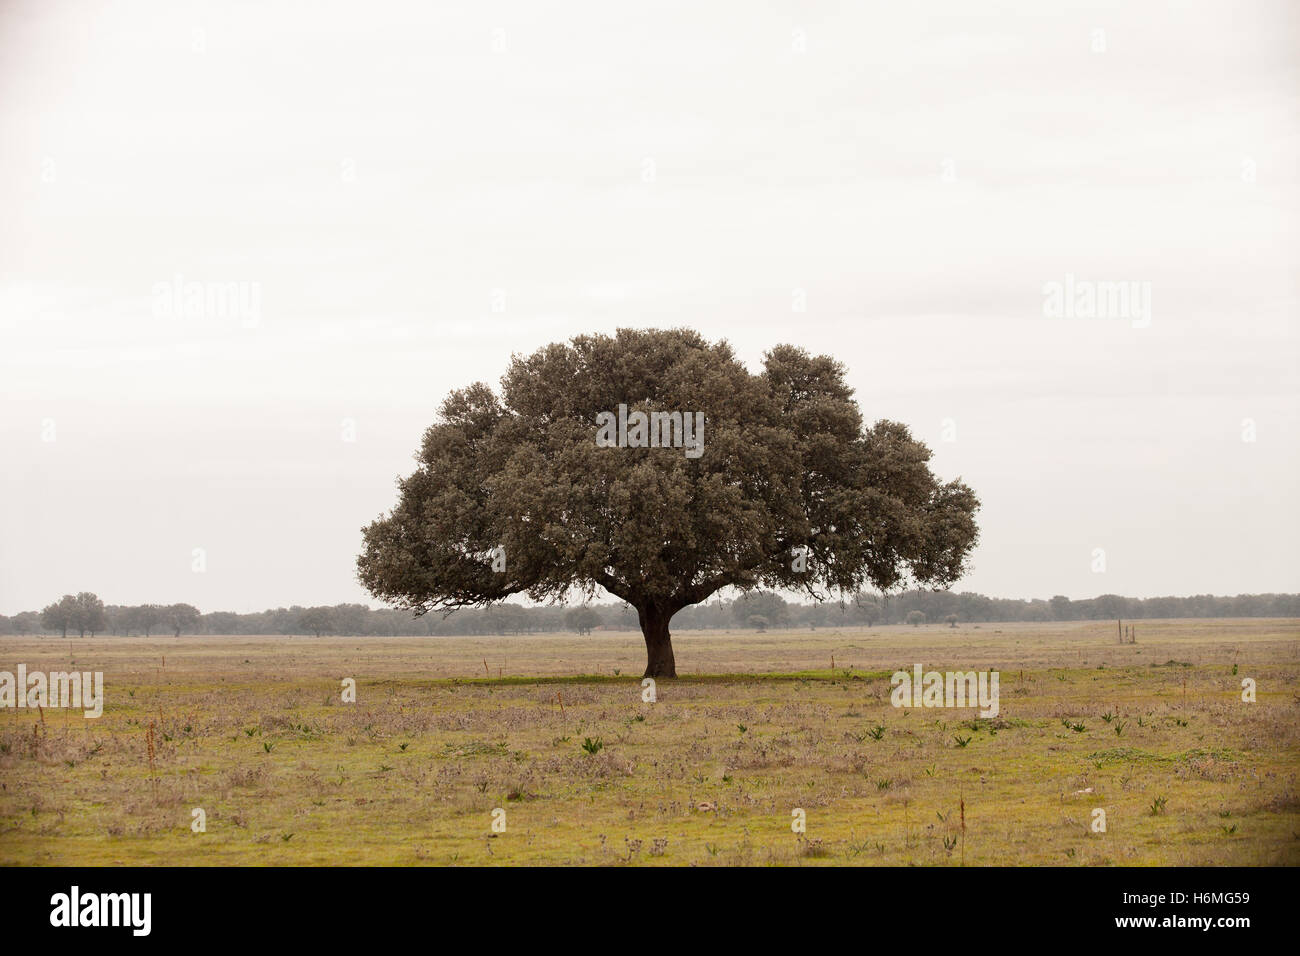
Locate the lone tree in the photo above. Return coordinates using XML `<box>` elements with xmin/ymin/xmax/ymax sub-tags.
<box><xmin>357</xmin><ymin>329</ymin><xmax>979</xmax><ymax>678</ymax></box>
<box><xmin>906</xmin><ymin>610</ymin><xmax>927</xmax><ymax>627</ymax></box>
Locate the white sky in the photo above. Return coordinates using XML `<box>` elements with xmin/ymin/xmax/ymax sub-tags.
<box><xmin>1</xmin><ymin>0</ymin><xmax>1296</xmax><ymax>614</ymax></box>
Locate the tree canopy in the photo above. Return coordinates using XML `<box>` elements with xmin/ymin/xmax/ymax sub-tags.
<box><xmin>357</xmin><ymin>328</ymin><xmax>980</xmax><ymax>676</ymax></box>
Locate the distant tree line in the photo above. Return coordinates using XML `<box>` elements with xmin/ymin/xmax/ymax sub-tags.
<box><xmin>2</xmin><ymin>590</ymin><xmax>1296</xmax><ymax>637</ymax></box>
<box><xmin>4</xmin><ymin>596</ymin><xmax>203</xmax><ymax>638</ymax></box>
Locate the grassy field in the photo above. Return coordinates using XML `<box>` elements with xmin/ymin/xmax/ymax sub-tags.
<box><xmin>1</xmin><ymin>618</ymin><xmax>1297</xmax><ymax>866</ymax></box>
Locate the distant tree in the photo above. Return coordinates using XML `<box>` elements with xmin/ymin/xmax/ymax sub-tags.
<box><xmin>944</xmin><ymin>613</ymin><xmax>958</xmax><ymax>628</ymax></box>
<box><xmin>803</xmin><ymin>603</ymin><xmax>828</xmax><ymax>630</ymax></box>
<box><xmin>501</xmin><ymin>606</ymin><xmax>533</xmax><ymax>634</ymax></box>
<box><xmin>565</xmin><ymin>606</ymin><xmax>602</xmax><ymax>635</ymax></box>
<box><xmin>906</xmin><ymin>610</ymin><xmax>926</xmax><ymax>627</ymax></box>
<box><xmin>852</xmin><ymin>594</ymin><xmax>882</xmax><ymax>627</ymax></box>
<box><xmin>1049</xmin><ymin>595</ymin><xmax>1072</xmax><ymax>621</ymax></box>
<box><xmin>298</xmin><ymin>606</ymin><xmax>333</xmax><ymax>638</ymax></box>
<box><xmin>1022</xmin><ymin>600</ymin><xmax>1051</xmax><ymax>622</ymax></box>
<box><xmin>1093</xmin><ymin>594</ymin><xmax>1127</xmax><ymax>620</ymax></box>
<box><xmin>732</xmin><ymin>591</ymin><xmax>789</xmax><ymax>629</ymax></box>
<box><xmin>611</xmin><ymin>603</ymin><xmax>641</xmax><ymax>631</ymax></box>
<box><xmin>41</xmin><ymin>595</ymin><xmax>78</xmax><ymax>638</ymax></box>
<box><xmin>356</xmin><ymin>330</ymin><xmax>981</xmax><ymax>678</ymax></box>
<box><xmin>272</xmin><ymin>607</ymin><xmax>302</xmax><ymax>635</ymax></box>
<box><xmin>71</xmin><ymin>592</ymin><xmax>107</xmax><ymax>637</ymax></box>
<box><xmin>330</xmin><ymin>603</ymin><xmax>368</xmax><ymax>636</ymax></box>
<box><xmin>203</xmin><ymin>611</ymin><xmax>242</xmax><ymax>635</ymax></box>
<box><xmin>746</xmin><ymin>614</ymin><xmax>770</xmax><ymax>632</ymax></box>
<box><xmin>11</xmin><ymin>611</ymin><xmax>39</xmax><ymax>636</ymax></box>
<box><xmin>104</xmin><ymin>605</ymin><xmax>131</xmax><ymax>636</ymax></box>
<box><xmin>484</xmin><ymin>604</ymin><xmax>515</xmax><ymax>635</ymax></box>
<box><xmin>130</xmin><ymin>604</ymin><xmax>163</xmax><ymax>637</ymax></box>
<box><xmin>163</xmin><ymin>603</ymin><xmax>200</xmax><ymax>637</ymax></box>
<box><xmin>480</xmin><ymin>604</ymin><xmax>506</xmax><ymax>635</ymax></box>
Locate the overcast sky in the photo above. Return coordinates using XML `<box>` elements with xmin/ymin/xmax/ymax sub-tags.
<box><xmin>1</xmin><ymin>0</ymin><xmax>1296</xmax><ymax>615</ymax></box>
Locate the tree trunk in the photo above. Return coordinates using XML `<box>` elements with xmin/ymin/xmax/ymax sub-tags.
<box><xmin>638</xmin><ymin>605</ymin><xmax>677</xmax><ymax>679</ymax></box>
